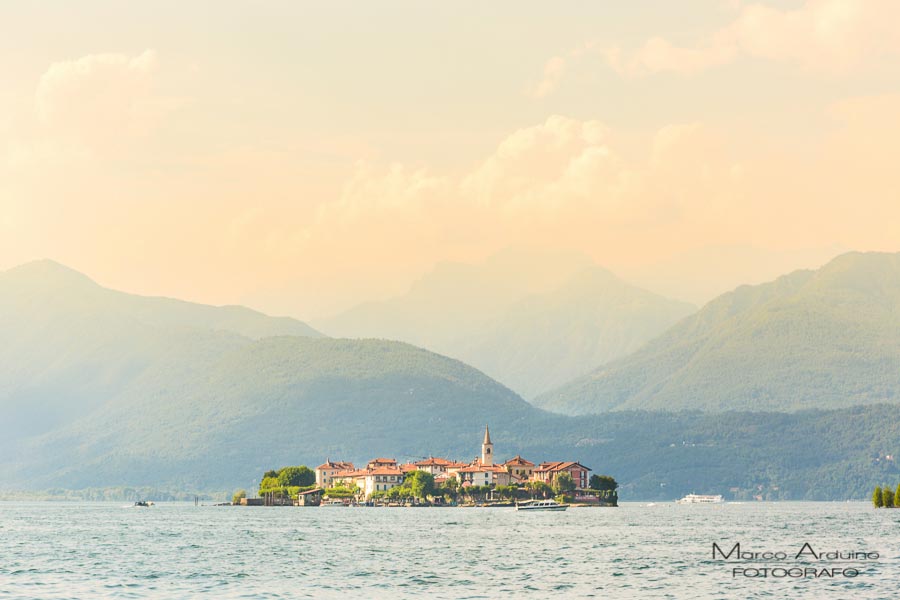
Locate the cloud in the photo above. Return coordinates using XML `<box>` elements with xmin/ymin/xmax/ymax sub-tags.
<box><xmin>529</xmin><ymin>56</ymin><xmax>567</xmax><ymax>98</ymax></box>
<box><xmin>34</xmin><ymin>50</ymin><xmax>167</xmax><ymax>150</ymax></box>
<box><xmin>607</xmin><ymin>0</ymin><xmax>900</xmax><ymax>76</ymax></box>
<box><xmin>301</xmin><ymin>115</ymin><xmax>746</xmax><ymax>274</ymax></box>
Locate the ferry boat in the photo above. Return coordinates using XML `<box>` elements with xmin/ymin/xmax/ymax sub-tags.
<box><xmin>676</xmin><ymin>494</ymin><xmax>723</xmax><ymax>504</ymax></box>
<box><xmin>516</xmin><ymin>499</ymin><xmax>568</xmax><ymax>511</ymax></box>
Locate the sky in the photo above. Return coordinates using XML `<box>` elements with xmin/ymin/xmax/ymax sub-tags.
<box><xmin>1</xmin><ymin>0</ymin><xmax>899</xmax><ymax>318</ymax></box>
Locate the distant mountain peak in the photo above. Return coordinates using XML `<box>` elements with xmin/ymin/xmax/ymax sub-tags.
<box><xmin>2</xmin><ymin>259</ymin><xmax>98</xmax><ymax>288</ymax></box>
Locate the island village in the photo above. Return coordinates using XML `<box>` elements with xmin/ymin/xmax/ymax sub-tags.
<box><xmin>237</xmin><ymin>426</ymin><xmax>618</xmax><ymax>507</ymax></box>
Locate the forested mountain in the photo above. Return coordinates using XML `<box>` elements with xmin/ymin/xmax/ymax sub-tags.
<box><xmin>535</xmin><ymin>252</ymin><xmax>900</xmax><ymax>415</ymax></box>
<box><xmin>315</xmin><ymin>250</ymin><xmax>694</xmax><ymax>398</ymax></box>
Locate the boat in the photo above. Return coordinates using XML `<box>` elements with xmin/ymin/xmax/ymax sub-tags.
<box><xmin>133</xmin><ymin>501</ymin><xmax>154</xmax><ymax>507</ymax></box>
<box><xmin>516</xmin><ymin>499</ymin><xmax>568</xmax><ymax>511</ymax></box>
<box><xmin>676</xmin><ymin>494</ymin><xmax>723</xmax><ymax>504</ymax></box>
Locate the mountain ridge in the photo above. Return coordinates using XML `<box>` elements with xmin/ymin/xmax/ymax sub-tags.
<box><xmin>535</xmin><ymin>251</ymin><xmax>900</xmax><ymax>415</ymax></box>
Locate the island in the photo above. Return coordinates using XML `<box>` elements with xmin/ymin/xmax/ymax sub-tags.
<box><xmin>234</xmin><ymin>425</ymin><xmax>618</xmax><ymax>507</ymax></box>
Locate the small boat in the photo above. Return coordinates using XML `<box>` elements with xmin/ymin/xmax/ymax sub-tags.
<box><xmin>516</xmin><ymin>499</ymin><xmax>568</xmax><ymax>511</ymax></box>
<box><xmin>676</xmin><ymin>494</ymin><xmax>723</xmax><ymax>504</ymax></box>
<box><xmin>133</xmin><ymin>501</ymin><xmax>154</xmax><ymax>507</ymax></box>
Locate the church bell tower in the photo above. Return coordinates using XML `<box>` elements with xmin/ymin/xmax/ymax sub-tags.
<box><xmin>481</xmin><ymin>425</ymin><xmax>493</xmax><ymax>466</ymax></box>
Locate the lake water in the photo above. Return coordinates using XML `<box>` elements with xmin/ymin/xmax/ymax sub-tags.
<box><xmin>1</xmin><ymin>501</ymin><xmax>898</xmax><ymax>599</ymax></box>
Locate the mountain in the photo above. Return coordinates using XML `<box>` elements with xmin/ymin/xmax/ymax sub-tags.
<box><xmin>0</xmin><ymin>259</ymin><xmax>322</xmax><ymax>441</ymax></box>
<box><xmin>4</xmin><ymin>258</ymin><xmax>900</xmax><ymax>502</ymax></box>
<box><xmin>535</xmin><ymin>252</ymin><xmax>900</xmax><ymax>415</ymax></box>
<box><xmin>314</xmin><ymin>249</ymin><xmax>695</xmax><ymax>398</ymax></box>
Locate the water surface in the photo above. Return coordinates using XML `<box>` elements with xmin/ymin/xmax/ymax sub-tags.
<box><xmin>1</xmin><ymin>501</ymin><xmax>898</xmax><ymax>599</ymax></box>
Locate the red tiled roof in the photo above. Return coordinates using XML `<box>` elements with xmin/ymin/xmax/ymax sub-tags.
<box><xmin>534</xmin><ymin>461</ymin><xmax>591</xmax><ymax>473</ymax></box>
<box><xmin>457</xmin><ymin>465</ymin><xmax>506</xmax><ymax>474</ymax></box>
<box><xmin>503</xmin><ymin>455</ymin><xmax>534</xmax><ymax>467</ymax></box>
<box><xmin>414</xmin><ymin>457</ymin><xmax>454</xmax><ymax>466</ymax></box>
<box><xmin>333</xmin><ymin>469</ymin><xmax>367</xmax><ymax>478</ymax></box>
<box><xmin>315</xmin><ymin>460</ymin><xmax>354</xmax><ymax>471</ymax></box>
<box><xmin>366</xmin><ymin>467</ymin><xmax>404</xmax><ymax>476</ymax></box>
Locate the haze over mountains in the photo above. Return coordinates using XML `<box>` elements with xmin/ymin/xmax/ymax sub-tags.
<box><xmin>2</xmin><ymin>254</ymin><xmax>900</xmax><ymax>500</ymax></box>
<box><xmin>536</xmin><ymin>252</ymin><xmax>900</xmax><ymax>415</ymax></box>
<box><xmin>315</xmin><ymin>249</ymin><xmax>695</xmax><ymax>398</ymax></box>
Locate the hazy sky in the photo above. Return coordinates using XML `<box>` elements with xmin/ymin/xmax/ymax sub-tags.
<box><xmin>2</xmin><ymin>1</ymin><xmax>898</xmax><ymax>318</ymax></box>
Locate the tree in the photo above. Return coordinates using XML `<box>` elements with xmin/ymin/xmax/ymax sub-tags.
<box><xmin>277</xmin><ymin>466</ymin><xmax>315</xmax><ymax>487</ymax></box>
<box><xmin>873</xmin><ymin>486</ymin><xmax>884</xmax><ymax>508</ymax></box>
<box><xmin>259</xmin><ymin>476</ymin><xmax>281</xmax><ymax>494</ymax></box>
<box><xmin>232</xmin><ymin>489</ymin><xmax>246</xmax><ymax>505</ymax></box>
<box><xmin>590</xmin><ymin>475</ymin><xmax>618</xmax><ymax>492</ymax></box>
<box><xmin>895</xmin><ymin>484</ymin><xmax>900</xmax><ymax>508</ymax></box>
<box><xmin>553</xmin><ymin>472</ymin><xmax>576</xmax><ymax>494</ymax></box>
<box><xmin>527</xmin><ymin>481</ymin><xmax>552</xmax><ymax>499</ymax></box>
<box><xmin>883</xmin><ymin>487</ymin><xmax>895</xmax><ymax>509</ymax></box>
<box><xmin>263</xmin><ymin>470</ymin><xmax>278</xmax><ymax>479</ymax></box>
<box><xmin>403</xmin><ymin>470</ymin><xmax>436</xmax><ymax>500</ymax></box>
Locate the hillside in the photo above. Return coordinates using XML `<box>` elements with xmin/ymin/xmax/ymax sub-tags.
<box><xmin>535</xmin><ymin>252</ymin><xmax>900</xmax><ymax>415</ymax></box>
<box><xmin>315</xmin><ymin>249</ymin><xmax>694</xmax><ymax>398</ymax></box>
<box><xmin>0</xmin><ymin>260</ymin><xmax>322</xmax><ymax>441</ymax></box>
<box><xmin>0</xmin><ymin>336</ymin><xmax>539</xmax><ymax>490</ymax></box>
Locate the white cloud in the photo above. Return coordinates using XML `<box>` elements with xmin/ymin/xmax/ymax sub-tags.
<box><xmin>607</xmin><ymin>0</ymin><xmax>900</xmax><ymax>76</ymax></box>
<box><xmin>35</xmin><ymin>50</ymin><xmax>166</xmax><ymax>148</ymax></box>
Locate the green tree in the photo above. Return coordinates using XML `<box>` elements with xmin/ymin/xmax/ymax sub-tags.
<box><xmin>527</xmin><ymin>481</ymin><xmax>552</xmax><ymax>499</ymax></box>
<box><xmin>873</xmin><ymin>486</ymin><xmax>884</xmax><ymax>508</ymax></box>
<box><xmin>259</xmin><ymin>476</ymin><xmax>281</xmax><ymax>494</ymax></box>
<box><xmin>589</xmin><ymin>474</ymin><xmax>618</xmax><ymax>492</ymax></box>
<box><xmin>263</xmin><ymin>470</ymin><xmax>278</xmax><ymax>479</ymax></box>
<box><xmin>278</xmin><ymin>466</ymin><xmax>315</xmax><ymax>487</ymax></box>
<box><xmin>553</xmin><ymin>472</ymin><xmax>576</xmax><ymax>494</ymax></box>
<box><xmin>883</xmin><ymin>487</ymin><xmax>895</xmax><ymax>509</ymax></box>
<box><xmin>895</xmin><ymin>484</ymin><xmax>900</xmax><ymax>508</ymax></box>
<box><xmin>403</xmin><ymin>470</ymin><xmax>436</xmax><ymax>500</ymax></box>
<box><xmin>232</xmin><ymin>489</ymin><xmax>246</xmax><ymax>505</ymax></box>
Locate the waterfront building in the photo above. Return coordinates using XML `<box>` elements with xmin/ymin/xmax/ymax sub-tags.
<box><xmin>413</xmin><ymin>457</ymin><xmax>455</xmax><ymax>475</ymax></box>
<box><xmin>456</xmin><ymin>463</ymin><xmax>510</xmax><ymax>487</ymax></box>
<box><xmin>533</xmin><ymin>461</ymin><xmax>591</xmax><ymax>489</ymax></box>
<box><xmin>331</xmin><ymin>464</ymin><xmax>406</xmax><ymax>499</ymax></box>
<box><xmin>315</xmin><ymin>460</ymin><xmax>355</xmax><ymax>488</ymax></box>
<box><xmin>503</xmin><ymin>455</ymin><xmax>535</xmax><ymax>483</ymax></box>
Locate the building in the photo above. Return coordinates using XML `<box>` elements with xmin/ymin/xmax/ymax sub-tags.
<box><xmin>367</xmin><ymin>458</ymin><xmax>398</xmax><ymax>469</ymax></box>
<box><xmin>413</xmin><ymin>457</ymin><xmax>455</xmax><ymax>475</ymax></box>
<box><xmin>330</xmin><ymin>460</ymin><xmax>407</xmax><ymax>499</ymax></box>
<box><xmin>456</xmin><ymin>463</ymin><xmax>510</xmax><ymax>487</ymax></box>
<box><xmin>533</xmin><ymin>461</ymin><xmax>591</xmax><ymax>489</ymax></box>
<box><xmin>315</xmin><ymin>460</ymin><xmax>355</xmax><ymax>488</ymax></box>
<box><xmin>296</xmin><ymin>488</ymin><xmax>324</xmax><ymax>506</ymax></box>
<box><xmin>503</xmin><ymin>455</ymin><xmax>535</xmax><ymax>483</ymax></box>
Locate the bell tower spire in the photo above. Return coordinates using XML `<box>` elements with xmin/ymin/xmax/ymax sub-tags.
<box><xmin>481</xmin><ymin>425</ymin><xmax>493</xmax><ymax>466</ymax></box>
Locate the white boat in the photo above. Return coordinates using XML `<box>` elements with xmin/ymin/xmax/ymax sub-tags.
<box><xmin>676</xmin><ymin>494</ymin><xmax>723</xmax><ymax>504</ymax></box>
<box><xmin>516</xmin><ymin>499</ymin><xmax>568</xmax><ymax>511</ymax></box>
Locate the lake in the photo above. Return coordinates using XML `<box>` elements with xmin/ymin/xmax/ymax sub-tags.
<box><xmin>1</xmin><ymin>501</ymin><xmax>898</xmax><ymax>599</ymax></box>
